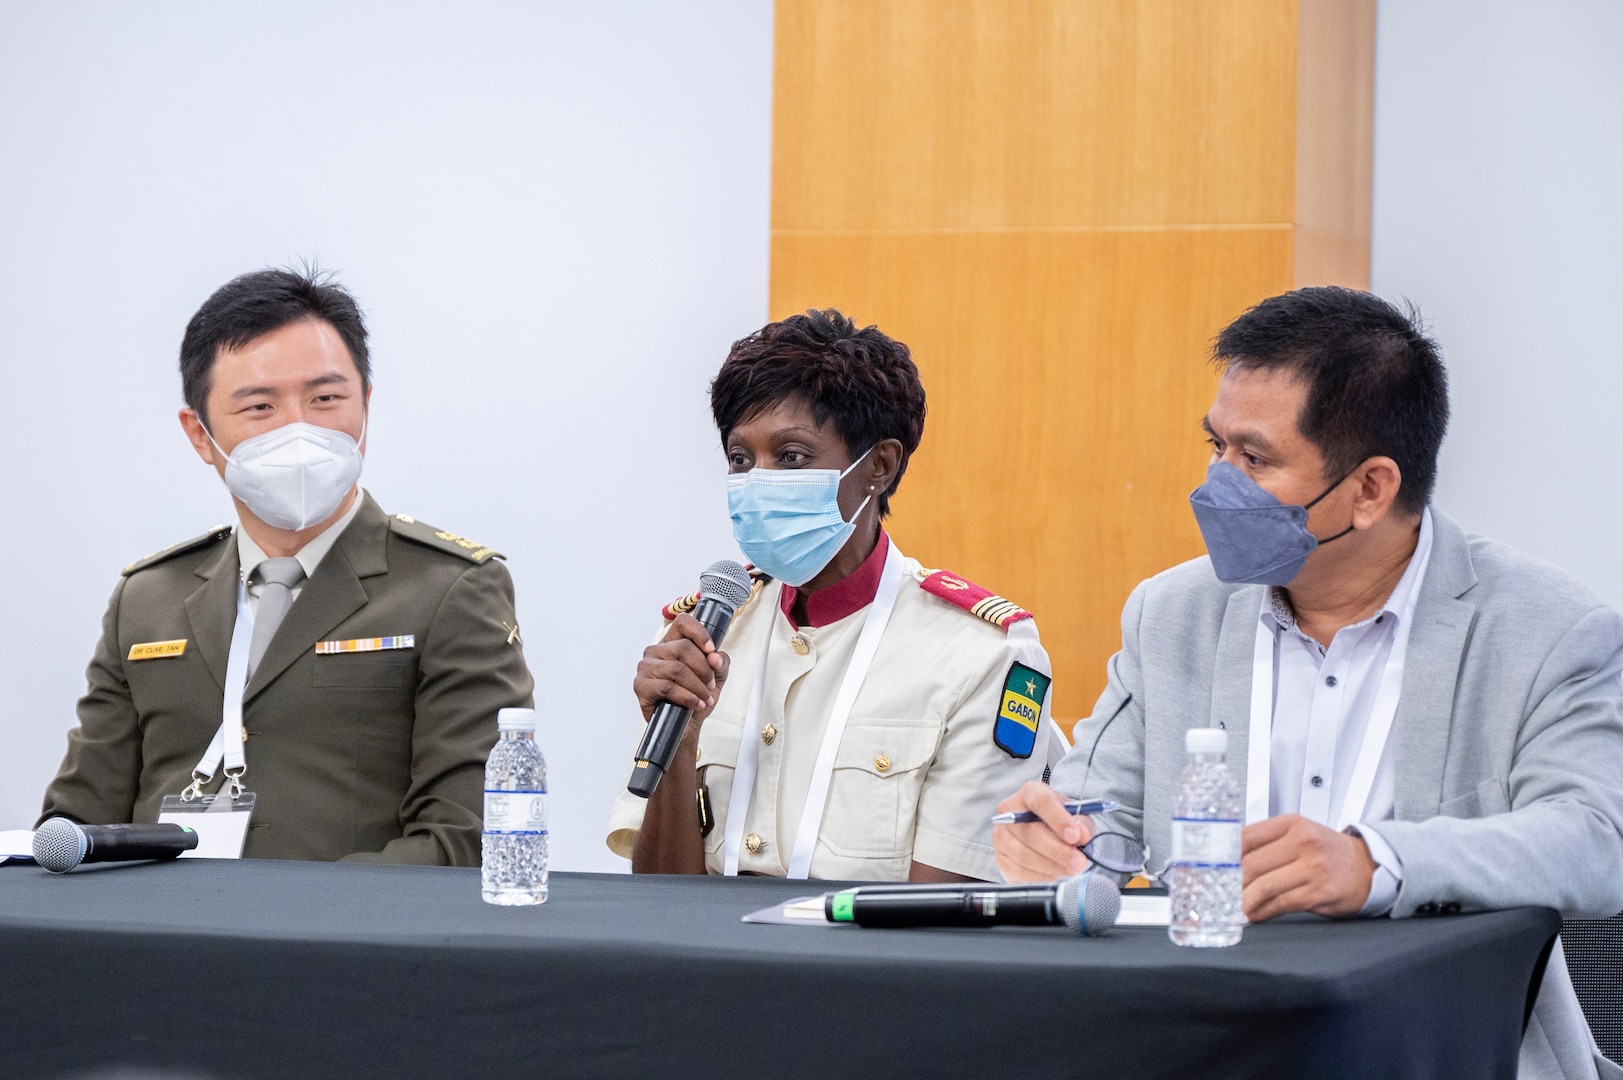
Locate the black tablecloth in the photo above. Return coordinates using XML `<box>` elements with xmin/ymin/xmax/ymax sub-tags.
<box><xmin>0</xmin><ymin>860</ymin><xmax>1557</xmax><ymax>1080</ymax></box>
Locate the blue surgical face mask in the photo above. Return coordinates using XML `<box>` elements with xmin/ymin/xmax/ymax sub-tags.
<box><xmin>727</xmin><ymin>447</ymin><xmax>874</xmax><ymax>587</ymax></box>
<box><xmin>1188</xmin><ymin>460</ymin><xmax>1355</xmax><ymax>586</ymax></box>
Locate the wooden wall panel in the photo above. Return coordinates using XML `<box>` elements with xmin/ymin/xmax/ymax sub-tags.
<box><xmin>771</xmin><ymin>0</ymin><xmax>1373</xmax><ymax>725</ymax></box>
<box><xmin>1294</xmin><ymin>0</ymin><xmax>1376</xmax><ymax>287</ymax></box>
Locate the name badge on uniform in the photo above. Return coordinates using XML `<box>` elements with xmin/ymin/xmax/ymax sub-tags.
<box><xmin>128</xmin><ymin>640</ymin><xmax>187</xmax><ymax>661</ymax></box>
<box><xmin>315</xmin><ymin>635</ymin><xmax>415</xmax><ymax>655</ymax></box>
<box><xmin>158</xmin><ymin>792</ymin><xmax>255</xmax><ymax>858</ymax></box>
<box><xmin>994</xmin><ymin>662</ymin><xmax>1049</xmax><ymax>759</ymax></box>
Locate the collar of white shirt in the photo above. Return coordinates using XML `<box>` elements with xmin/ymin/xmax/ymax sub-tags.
<box><xmin>1255</xmin><ymin>507</ymin><xmax>1435</xmax><ymax>917</ymax></box>
<box><xmin>236</xmin><ymin>487</ymin><xmax>367</xmax><ymax>589</ymax></box>
<box><xmin>1262</xmin><ymin>507</ymin><xmax>1435</xmax><ymax>649</ymax></box>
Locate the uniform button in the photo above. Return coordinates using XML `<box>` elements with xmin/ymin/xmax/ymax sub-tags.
<box><xmin>744</xmin><ymin>833</ymin><xmax>764</xmax><ymax>855</ymax></box>
<box><xmin>761</xmin><ymin>724</ymin><xmax>776</xmax><ymax>746</ymax></box>
<box><xmin>1325</xmin><ymin>675</ymin><xmax>1338</xmax><ymax>687</ymax></box>
<box><xmin>1442</xmin><ymin>901</ymin><xmax>1461</xmax><ymax>914</ymax></box>
<box><xmin>1418</xmin><ymin>901</ymin><xmax>1438</xmax><ymax>914</ymax></box>
<box><xmin>874</xmin><ymin>754</ymin><xmax>891</xmax><ymax>773</ymax></box>
<box><xmin>1310</xmin><ymin>775</ymin><xmax>1324</xmax><ymax>788</ymax></box>
<box><xmin>790</xmin><ymin>634</ymin><xmax>810</xmax><ymax>656</ymax></box>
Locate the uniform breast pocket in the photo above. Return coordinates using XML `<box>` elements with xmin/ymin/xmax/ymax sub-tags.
<box><xmin>821</xmin><ymin>720</ymin><xmax>942</xmax><ymax>859</ymax></box>
<box><xmin>311</xmin><ymin>657</ymin><xmax>411</xmax><ymax>689</ymax></box>
<box><xmin>696</xmin><ymin>719</ymin><xmax>744</xmax><ymax>858</ymax></box>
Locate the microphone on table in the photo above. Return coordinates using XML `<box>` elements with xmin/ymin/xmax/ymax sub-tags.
<box><xmin>32</xmin><ymin>818</ymin><xmax>199</xmax><ymax>874</ymax></box>
<box><xmin>628</xmin><ymin>559</ymin><xmax>754</xmax><ymax>799</ymax></box>
<box><xmin>825</xmin><ymin>871</ymin><xmax>1122</xmax><ymax>935</ymax></box>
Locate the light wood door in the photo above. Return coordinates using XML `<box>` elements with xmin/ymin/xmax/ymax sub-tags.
<box><xmin>771</xmin><ymin>0</ymin><xmax>1373</xmax><ymax>726</ymax></box>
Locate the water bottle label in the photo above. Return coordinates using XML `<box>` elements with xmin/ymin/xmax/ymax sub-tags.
<box><xmin>1170</xmin><ymin>818</ymin><xmax>1241</xmax><ymax>867</ymax></box>
<box><xmin>484</xmin><ymin>791</ymin><xmax>547</xmax><ymax>834</ymax></box>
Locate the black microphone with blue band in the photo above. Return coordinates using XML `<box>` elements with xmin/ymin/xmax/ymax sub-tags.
<box><xmin>824</xmin><ymin>871</ymin><xmax>1122</xmax><ymax>935</ymax></box>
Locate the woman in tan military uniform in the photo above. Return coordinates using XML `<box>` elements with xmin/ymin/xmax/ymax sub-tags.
<box><xmin>607</xmin><ymin>310</ymin><xmax>1062</xmax><ymax>883</ymax></box>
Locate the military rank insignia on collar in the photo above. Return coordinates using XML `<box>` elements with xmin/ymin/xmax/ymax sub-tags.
<box><xmin>995</xmin><ymin>662</ymin><xmax>1050</xmax><ymax>759</ymax></box>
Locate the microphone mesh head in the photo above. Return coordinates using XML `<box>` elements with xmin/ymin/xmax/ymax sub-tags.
<box><xmin>698</xmin><ymin>560</ymin><xmax>752</xmax><ymax>611</ymax></box>
<box><xmin>32</xmin><ymin>818</ymin><xmax>88</xmax><ymax>874</ymax></box>
<box><xmin>1057</xmin><ymin>870</ymin><xmax>1121</xmax><ymax>936</ymax></box>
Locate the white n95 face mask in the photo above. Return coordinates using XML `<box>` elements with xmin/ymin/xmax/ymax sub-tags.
<box><xmin>205</xmin><ymin>419</ymin><xmax>365</xmax><ymax>531</ymax></box>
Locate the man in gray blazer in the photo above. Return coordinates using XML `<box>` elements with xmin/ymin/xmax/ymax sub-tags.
<box><xmin>995</xmin><ymin>287</ymin><xmax>1623</xmax><ymax>1080</ymax></box>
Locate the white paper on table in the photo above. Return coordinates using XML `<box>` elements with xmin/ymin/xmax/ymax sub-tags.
<box><xmin>1</xmin><ymin>829</ymin><xmax>36</xmax><ymax>864</ymax></box>
<box><xmin>743</xmin><ymin>895</ymin><xmax>846</xmax><ymax>927</ymax></box>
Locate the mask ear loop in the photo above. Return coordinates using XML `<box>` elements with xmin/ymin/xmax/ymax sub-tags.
<box><xmin>198</xmin><ymin>418</ymin><xmax>232</xmax><ymax>464</ymax></box>
<box><xmin>1302</xmin><ymin>462</ymin><xmax>1364</xmax><ymax>546</ymax></box>
<box><xmin>837</xmin><ymin>445</ymin><xmax>877</xmax><ymax>526</ymax></box>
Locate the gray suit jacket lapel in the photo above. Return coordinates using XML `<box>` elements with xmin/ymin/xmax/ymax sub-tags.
<box><xmin>1212</xmin><ymin>585</ymin><xmax>1266</xmax><ymax>787</ymax></box>
<box><xmin>1392</xmin><ymin>511</ymin><xmax>1478</xmax><ymax>821</ymax></box>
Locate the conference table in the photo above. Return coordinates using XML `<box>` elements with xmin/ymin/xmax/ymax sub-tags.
<box><xmin>0</xmin><ymin>860</ymin><xmax>1556</xmax><ymax>1080</ymax></box>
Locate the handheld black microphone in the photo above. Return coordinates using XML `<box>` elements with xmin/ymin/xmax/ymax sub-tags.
<box><xmin>32</xmin><ymin>818</ymin><xmax>199</xmax><ymax>874</ymax></box>
<box><xmin>826</xmin><ymin>871</ymin><xmax>1122</xmax><ymax>935</ymax></box>
<box><xmin>628</xmin><ymin>560</ymin><xmax>753</xmax><ymax>799</ymax></box>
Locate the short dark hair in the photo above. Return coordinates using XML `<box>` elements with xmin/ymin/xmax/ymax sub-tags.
<box><xmin>1214</xmin><ymin>287</ymin><xmax>1450</xmax><ymax>516</ymax></box>
<box><xmin>710</xmin><ymin>310</ymin><xmax>926</xmax><ymax>516</ymax></box>
<box><xmin>179</xmin><ymin>264</ymin><xmax>370</xmax><ymax>428</ymax></box>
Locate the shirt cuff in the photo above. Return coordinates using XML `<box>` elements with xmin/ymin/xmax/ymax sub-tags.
<box><xmin>1346</xmin><ymin>823</ymin><xmax>1403</xmax><ymax>917</ymax></box>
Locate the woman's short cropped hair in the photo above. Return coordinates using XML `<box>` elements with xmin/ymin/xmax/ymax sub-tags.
<box><xmin>711</xmin><ymin>310</ymin><xmax>926</xmax><ymax>517</ymax></box>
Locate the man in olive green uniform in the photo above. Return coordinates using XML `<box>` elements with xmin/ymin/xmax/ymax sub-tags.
<box><xmin>39</xmin><ymin>266</ymin><xmax>534</xmax><ymax>865</ymax></box>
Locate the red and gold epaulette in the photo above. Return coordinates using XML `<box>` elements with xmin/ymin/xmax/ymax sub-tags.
<box><xmin>661</xmin><ymin>589</ymin><xmax>701</xmax><ymax>622</ymax></box>
<box><xmin>917</xmin><ymin>568</ymin><xmax>1033</xmax><ymax>630</ymax></box>
<box><xmin>660</xmin><ymin>567</ymin><xmax>771</xmax><ymax>621</ymax></box>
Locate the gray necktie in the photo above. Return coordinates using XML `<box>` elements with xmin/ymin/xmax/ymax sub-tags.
<box><xmin>247</xmin><ymin>557</ymin><xmax>306</xmax><ymax>681</ymax></box>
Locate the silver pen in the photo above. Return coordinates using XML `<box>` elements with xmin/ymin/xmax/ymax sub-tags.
<box><xmin>989</xmin><ymin>799</ymin><xmax>1120</xmax><ymax>825</ymax></box>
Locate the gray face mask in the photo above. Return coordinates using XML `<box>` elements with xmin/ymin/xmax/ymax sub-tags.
<box><xmin>1188</xmin><ymin>461</ymin><xmax>1355</xmax><ymax>586</ymax></box>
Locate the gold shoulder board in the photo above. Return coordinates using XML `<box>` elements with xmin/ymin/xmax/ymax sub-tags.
<box><xmin>387</xmin><ymin>514</ymin><xmax>502</xmax><ymax>563</ymax></box>
<box><xmin>122</xmin><ymin>525</ymin><xmax>233</xmax><ymax>577</ymax></box>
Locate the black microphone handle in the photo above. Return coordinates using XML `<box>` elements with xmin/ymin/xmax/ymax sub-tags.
<box><xmin>842</xmin><ymin>886</ymin><xmax>1060</xmax><ymax>929</ymax></box>
<box><xmin>82</xmin><ymin>823</ymin><xmax>199</xmax><ymax>864</ymax></box>
<box><xmin>628</xmin><ymin>597</ymin><xmax>738</xmax><ymax>798</ymax></box>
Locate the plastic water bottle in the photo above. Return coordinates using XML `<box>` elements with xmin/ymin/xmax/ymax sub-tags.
<box><xmin>1168</xmin><ymin>727</ymin><xmax>1245</xmax><ymax>947</ymax></box>
<box><xmin>481</xmin><ymin>707</ymin><xmax>548</xmax><ymax>906</ymax></box>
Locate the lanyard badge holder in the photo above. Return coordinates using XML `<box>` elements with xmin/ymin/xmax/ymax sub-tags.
<box><xmin>158</xmin><ymin>582</ymin><xmax>257</xmax><ymax>857</ymax></box>
<box><xmin>724</xmin><ymin>541</ymin><xmax>906</xmax><ymax>879</ymax></box>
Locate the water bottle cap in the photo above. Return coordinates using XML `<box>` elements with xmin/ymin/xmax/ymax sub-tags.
<box><xmin>1185</xmin><ymin>727</ymin><xmax>1227</xmax><ymax>755</ymax></box>
<box><xmin>497</xmin><ymin>707</ymin><xmax>537</xmax><ymax>731</ymax></box>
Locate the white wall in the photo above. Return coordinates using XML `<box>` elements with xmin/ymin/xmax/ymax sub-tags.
<box><xmin>0</xmin><ymin>1</ymin><xmax>773</xmax><ymax>872</ymax></box>
<box><xmin>1372</xmin><ymin>0</ymin><xmax>1623</xmax><ymax>609</ymax></box>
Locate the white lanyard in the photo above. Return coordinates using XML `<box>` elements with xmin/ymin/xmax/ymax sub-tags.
<box><xmin>184</xmin><ymin>581</ymin><xmax>254</xmax><ymax>799</ymax></box>
<box><xmin>1244</xmin><ymin>592</ymin><xmax>1418</xmax><ymax>832</ymax></box>
<box><xmin>723</xmin><ymin>541</ymin><xmax>906</xmax><ymax>878</ymax></box>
